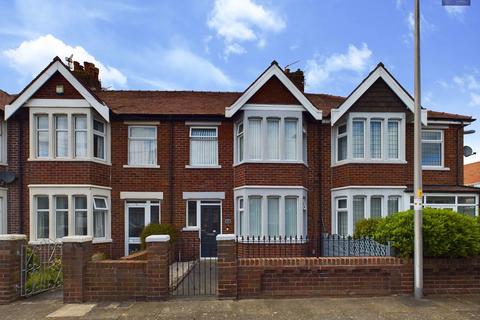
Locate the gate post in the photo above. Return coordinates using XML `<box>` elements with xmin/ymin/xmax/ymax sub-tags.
<box><xmin>0</xmin><ymin>234</ymin><xmax>26</xmax><ymax>304</ymax></box>
<box><xmin>146</xmin><ymin>235</ymin><xmax>170</xmax><ymax>301</ymax></box>
<box><xmin>216</xmin><ymin>234</ymin><xmax>237</xmax><ymax>299</ymax></box>
<box><xmin>62</xmin><ymin>236</ymin><xmax>92</xmax><ymax>303</ymax></box>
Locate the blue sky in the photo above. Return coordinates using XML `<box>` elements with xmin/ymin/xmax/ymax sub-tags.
<box><xmin>0</xmin><ymin>0</ymin><xmax>479</xmax><ymax>162</ymax></box>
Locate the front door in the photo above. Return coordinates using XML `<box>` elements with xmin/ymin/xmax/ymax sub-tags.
<box><xmin>125</xmin><ymin>201</ymin><xmax>160</xmax><ymax>255</ymax></box>
<box><xmin>200</xmin><ymin>204</ymin><xmax>221</xmax><ymax>257</ymax></box>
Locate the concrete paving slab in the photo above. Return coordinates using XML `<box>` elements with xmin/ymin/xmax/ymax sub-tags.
<box><xmin>46</xmin><ymin>303</ymin><xmax>96</xmax><ymax>317</ymax></box>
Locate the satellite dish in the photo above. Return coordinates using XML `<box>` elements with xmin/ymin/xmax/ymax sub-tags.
<box><xmin>0</xmin><ymin>171</ymin><xmax>15</xmax><ymax>184</ymax></box>
<box><xmin>464</xmin><ymin>146</ymin><xmax>476</xmax><ymax>157</ymax></box>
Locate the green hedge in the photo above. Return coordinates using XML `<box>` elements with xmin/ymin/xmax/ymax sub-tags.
<box><xmin>354</xmin><ymin>208</ymin><xmax>480</xmax><ymax>258</ymax></box>
<box><xmin>140</xmin><ymin>223</ymin><xmax>178</xmax><ymax>250</ymax></box>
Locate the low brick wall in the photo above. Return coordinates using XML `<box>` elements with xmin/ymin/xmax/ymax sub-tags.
<box><xmin>85</xmin><ymin>260</ymin><xmax>147</xmax><ymax>301</ymax></box>
<box><xmin>423</xmin><ymin>258</ymin><xmax>480</xmax><ymax>295</ymax></box>
<box><xmin>237</xmin><ymin>257</ymin><xmax>411</xmax><ymax>298</ymax></box>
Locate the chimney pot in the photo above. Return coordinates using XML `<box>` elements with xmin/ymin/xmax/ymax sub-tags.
<box><xmin>71</xmin><ymin>61</ymin><xmax>101</xmax><ymax>91</ymax></box>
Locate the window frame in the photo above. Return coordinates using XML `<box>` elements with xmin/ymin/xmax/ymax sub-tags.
<box><xmin>0</xmin><ymin>121</ymin><xmax>7</xmax><ymax>165</ymax></box>
<box><xmin>54</xmin><ymin>114</ymin><xmax>69</xmax><ymax>158</ymax></box>
<box><xmin>93</xmin><ymin>118</ymin><xmax>106</xmax><ymax>161</ymax></box>
<box><xmin>336</xmin><ymin>123</ymin><xmax>348</xmax><ymax>162</ymax></box>
<box><xmin>35</xmin><ymin>114</ymin><xmax>50</xmax><ymax>158</ymax></box>
<box><xmin>127</xmin><ymin>125</ymin><xmax>158</xmax><ymax>166</ymax></box>
<box><xmin>35</xmin><ymin>195</ymin><xmax>50</xmax><ymax>240</ymax></box>
<box><xmin>54</xmin><ymin>195</ymin><xmax>69</xmax><ymax>239</ymax></box>
<box><xmin>183</xmin><ymin>199</ymin><xmax>222</xmax><ymax>230</ymax></box>
<box><xmin>188</xmin><ymin>126</ymin><xmax>219</xmax><ymax>167</ymax></box>
<box><xmin>409</xmin><ymin>193</ymin><xmax>479</xmax><ymax>216</ymax></box>
<box><xmin>74</xmin><ymin>115</ymin><xmax>88</xmax><ymax>159</ymax></box>
<box><xmin>421</xmin><ymin>130</ymin><xmax>444</xmax><ymax>169</ymax></box>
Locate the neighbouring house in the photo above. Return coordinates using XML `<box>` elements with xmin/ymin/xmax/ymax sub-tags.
<box><xmin>465</xmin><ymin>161</ymin><xmax>480</xmax><ymax>187</ymax></box>
<box><xmin>0</xmin><ymin>57</ymin><xmax>478</xmax><ymax>259</ymax></box>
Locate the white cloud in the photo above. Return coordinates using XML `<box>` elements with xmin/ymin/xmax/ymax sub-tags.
<box><xmin>3</xmin><ymin>34</ymin><xmax>127</xmax><ymax>88</ymax></box>
<box><xmin>224</xmin><ymin>43</ymin><xmax>247</xmax><ymax>56</ymax></box>
<box><xmin>405</xmin><ymin>11</ymin><xmax>435</xmax><ymax>44</ymax></box>
<box><xmin>470</xmin><ymin>93</ymin><xmax>480</xmax><ymax>107</ymax></box>
<box><xmin>305</xmin><ymin>43</ymin><xmax>373</xmax><ymax>90</ymax></box>
<box><xmin>453</xmin><ymin>74</ymin><xmax>480</xmax><ymax>91</ymax></box>
<box><xmin>207</xmin><ymin>0</ymin><xmax>286</xmax><ymax>56</ymax></box>
<box><xmin>445</xmin><ymin>6</ymin><xmax>467</xmax><ymax>17</ymax></box>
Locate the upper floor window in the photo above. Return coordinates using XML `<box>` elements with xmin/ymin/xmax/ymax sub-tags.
<box><xmin>333</xmin><ymin>113</ymin><xmax>405</xmax><ymax>165</ymax></box>
<box><xmin>235</xmin><ymin>111</ymin><xmax>305</xmax><ymax>164</ymax></box>
<box><xmin>422</xmin><ymin>130</ymin><xmax>443</xmax><ymax>168</ymax></box>
<box><xmin>189</xmin><ymin>127</ymin><xmax>218</xmax><ymax>166</ymax></box>
<box><xmin>128</xmin><ymin>126</ymin><xmax>157</xmax><ymax>166</ymax></box>
<box><xmin>0</xmin><ymin>121</ymin><xmax>7</xmax><ymax>164</ymax></box>
<box><xmin>30</xmin><ymin>109</ymin><xmax>109</xmax><ymax>163</ymax></box>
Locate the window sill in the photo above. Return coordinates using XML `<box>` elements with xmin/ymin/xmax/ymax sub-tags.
<box><xmin>0</xmin><ymin>163</ymin><xmax>7</xmax><ymax>166</ymax></box>
<box><xmin>92</xmin><ymin>238</ymin><xmax>113</xmax><ymax>244</ymax></box>
<box><xmin>331</xmin><ymin>160</ymin><xmax>407</xmax><ymax>167</ymax></box>
<box><xmin>182</xmin><ymin>226</ymin><xmax>200</xmax><ymax>232</ymax></box>
<box><xmin>233</xmin><ymin>160</ymin><xmax>307</xmax><ymax>167</ymax></box>
<box><xmin>123</xmin><ymin>164</ymin><xmax>160</xmax><ymax>169</ymax></box>
<box><xmin>185</xmin><ymin>165</ymin><xmax>221</xmax><ymax>169</ymax></box>
<box><xmin>29</xmin><ymin>238</ymin><xmax>112</xmax><ymax>245</ymax></box>
<box><xmin>27</xmin><ymin>158</ymin><xmax>112</xmax><ymax>165</ymax></box>
<box><xmin>422</xmin><ymin>166</ymin><xmax>450</xmax><ymax>171</ymax></box>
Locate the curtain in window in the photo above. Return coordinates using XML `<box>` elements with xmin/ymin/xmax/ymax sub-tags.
<box><xmin>285</xmin><ymin>197</ymin><xmax>297</xmax><ymax>237</ymax></box>
<box><xmin>249</xmin><ymin>119</ymin><xmax>262</xmax><ymax>159</ymax></box>
<box><xmin>37</xmin><ymin>115</ymin><xmax>49</xmax><ymax>157</ymax></box>
<box><xmin>55</xmin><ymin>196</ymin><xmax>68</xmax><ymax>238</ymax></box>
<box><xmin>352</xmin><ymin>120</ymin><xmax>365</xmax><ymax>158</ymax></box>
<box><xmin>36</xmin><ymin>196</ymin><xmax>49</xmax><ymax>239</ymax></box>
<box><xmin>74</xmin><ymin>196</ymin><xmax>88</xmax><ymax>236</ymax></box>
<box><xmin>388</xmin><ymin>121</ymin><xmax>399</xmax><ymax>159</ymax></box>
<box><xmin>352</xmin><ymin>196</ymin><xmax>365</xmax><ymax>232</ymax></box>
<box><xmin>337</xmin><ymin>211</ymin><xmax>348</xmax><ymax>235</ymax></box>
<box><xmin>94</xmin><ymin>120</ymin><xmax>105</xmax><ymax>159</ymax></box>
<box><xmin>370</xmin><ymin>121</ymin><xmax>382</xmax><ymax>159</ymax></box>
<box><xmin>370</xmin><ymin>197</ymin><xmax>382</xmax><ymax>218</ymax></box>
<box><xmin>248</xmin><ymin>197</ymin><xmax>261</xmax><ymax>236</ymax></box>
<box><xmin>285</xmin><ymin>120</ymin><xmax>297</xmax><ymax>160</ymax></box>
<box><xmin>55</xmin><ymin>115</ymin><xmax>68</xmax><ymax>157</ymax></box>
<box><xmin>237</xmin><ymin>123</ymin><xmax>244</xmax><ymax>162</ymax></box>
<box><xmin>75</xmin><ymin>116</ymin><xmax>87</xmax><ymax>158</ymax></box>
<box><xmin>388</xmin><ymin>196</ymin><xmax>400</xmax><ymax>215</ymax></box>
<box><xmin>93</xmin><ymin>210</ymin><xmax>106</xmax><ymax>238</ymax></box>
<box><xmin>129</xmin><ymin>127</ymin><xmax>157</xmax><ymax>165</ymax></box>
<box><xmin>190</xmin><ymin>128</ymin><xmax>217</xmax><ymax>165</ymax></box>
<box><xmin>267</xmin><ymin>119</ymin><xmax>280</xmax><ymax>160</ymax></box>
<box><xmin>267</xmin><ymin>197</ymin><xmax>279</xmax><ymax>237</ymax></box>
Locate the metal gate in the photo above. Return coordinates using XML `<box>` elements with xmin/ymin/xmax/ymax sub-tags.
<box><xmin>170</xmin><ymin>237</ymin><xmax>217</xmax><ymax>297</ymax></box>
<box><xmin>20</xmin><ymin>241</ymin><xmax>63</xmax><ymax>297</ymax></box>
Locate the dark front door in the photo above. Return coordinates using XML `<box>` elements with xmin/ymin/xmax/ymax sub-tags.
<box><xmin>200</xmin><ymin>204</ymin><xmax>221</xmax><ymax>257</ymax></box>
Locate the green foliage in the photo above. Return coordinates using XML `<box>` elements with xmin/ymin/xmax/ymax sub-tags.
<box><xmin>354</xmin><ymin>218</ymin><xmax>381</xmax><ymax>239</ymax></box>
<box><xmin>354</xmin><ymin>208</ymin><xmax>480</xmax><ymax>258</ymax></box>
<box><xmin>140</xmin><ymin>223</ymin><xmax>178</xmax><ymax>250</ymax></box>
<box><xmin>25</xmin><ymin>256</ymin><xmax>62</xmax><ymax>293</ymax></box>
<box><xmin>91</xmin><ymin>252</ymin><xmax>107</xmax><ymax>261</ymax></box>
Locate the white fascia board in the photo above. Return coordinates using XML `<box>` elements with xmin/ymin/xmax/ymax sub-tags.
<box><xmin>225</xmin><ymin>64</ymin><xmax>322</xmax><ymax>120</ymax></box>
<box><xmin>5</xmin><ymin>61</ymin><xmax>110</xmax><ymax>122</ymax></box>
<box><xmin>25</xmin><ymin>99</ymin><xmax>91</xmax><ymax>107</ymax></box>
<box><xmin>120</xmin><ymin>192</ymin><xmax>164</xmax><ymax>200</ymax></box>
<box><xmin>182</xmin><ymin>192</ymin><xmax>225</xmax><ymax>200</ymax></box>
<box><xmin>331</xmin><ymin>66</ymin><xmax>427</xmax><ymax>126</ymax></box>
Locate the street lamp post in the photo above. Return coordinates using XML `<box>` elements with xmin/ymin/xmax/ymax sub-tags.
<box><xmin>413</xmin><ymin>0</ymin><xmax>424</xmax><ymax>300</ymax></box>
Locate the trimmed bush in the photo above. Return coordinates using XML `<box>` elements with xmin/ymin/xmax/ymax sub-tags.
<box><xmin>354</xmin><ymin>218</ymin><xmax>381</xmax><ymax>239</ymax></box>
<box><xmin>355</xmin><ymin>208</ymin><xmax>480</xmax><ymax>258</ymax></box>
<box><xmin>140</xmin><ymin>223</ymin><xmax>178</xmax><ymax>250</ymax></box>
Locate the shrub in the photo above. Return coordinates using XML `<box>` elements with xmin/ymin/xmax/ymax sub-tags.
<box><xmin>355</xmin><ymin>208</ymin><xmax>480</xmax><ymax>258</ymax></box>
<box><xmin>140</xmin><ymin>223</ymin><xmax>178</xmax><ymax>250</ymax></box>
<box><xmin>354</xmin><ymin>218</ymin><xmax>381</xmax><ymax>239</ymax></box>
<box><xmin>91</xmin><ymin>252</ymin><xmax>107</xmax><ymax>261</ymax></box>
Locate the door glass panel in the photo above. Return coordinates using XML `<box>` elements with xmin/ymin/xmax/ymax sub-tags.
<box><xmin>128</xmin><ymin>207</ymin><xmax>145</xmax><ymax>238</ymax></box>
<box><xmin>151</xmin><ymin>205</ymin><xmax>160</xmax><ymax>224</ymax></box>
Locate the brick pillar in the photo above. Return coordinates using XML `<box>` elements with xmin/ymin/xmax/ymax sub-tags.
<box><xmin>0</xmin><ymin>235</ymin><xmax>26</xmax><ymax>304</ymax></box>
<box><xmin>146</xmin><ymin>235</ymin><xmax>170</xmax><ymax>301</ymax></box>
<box><xmin>217</xmin><ymin>234</ymin><xmax>237</xmax><ymax>299</ymax></box>
<box><xmin>62</xmin><ymin>236</ymin><xmax>92</xmax><ymax>303</ymax></box>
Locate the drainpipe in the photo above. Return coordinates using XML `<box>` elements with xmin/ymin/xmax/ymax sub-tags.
<box><xmin>168</xmin><ymin>117</ymin><xmax>174</xmax><ymax>224</ymax></box>
<box><xmin>456</xmin><ymin>123</ymin><xmax>463</xmax><ymax>186</ymax></box>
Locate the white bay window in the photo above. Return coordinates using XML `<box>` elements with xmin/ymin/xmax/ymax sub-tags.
<box><xmin>333</xmin><ymin>113</ymin><xmax>405</xmax><ymax>164</ymax></box>
<box><xmin>409</xmin><ymin>194</ymin><xmax>478</xmax><ymax>216</ymax></box>
<box><xmin>235</xmin><ymin>110</ymin><xmax>306</xmax><ymax>164</ymax></box>
<box><xmin>29</xmin><ymin>185</ymin><xmax>111</xmax><ymax>243</ymax></box>
<box><xmin>235</xmin><ymin>187</ymin><xmax>307</xmax><ymax>239</ymax></box>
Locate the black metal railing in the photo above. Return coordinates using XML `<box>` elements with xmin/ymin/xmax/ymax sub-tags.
<box><xmin>320</xmin><ymin>234</ymin><xmax>392</xmax><ymax>257</ymax></box>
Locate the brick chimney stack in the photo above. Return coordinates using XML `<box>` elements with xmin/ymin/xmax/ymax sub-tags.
<box><xmin>284</xmin><ymin>68</ymin><xmax>305</xmax><ymax>92</ymax></box>
<box><xmin>72</xmin><ymin>61</ymin><xmax>102</xmax><ymax>91</ymax></box>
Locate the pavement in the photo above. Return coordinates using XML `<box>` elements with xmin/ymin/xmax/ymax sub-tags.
<box><xmin>1</xmin><ymin>290</ymin><xmax>480</xmax><ymax>319</ymax></box>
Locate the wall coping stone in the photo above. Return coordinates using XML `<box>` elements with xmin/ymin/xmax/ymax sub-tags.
<box><xmin>217</xmin><ymin>234</ymin><xmax>236</xmax><ymax>241</ymax></box>
<box><xmin>0</xmin><ymin>234</ymin><xmax>27</xmax><ymax>241</ymax></box>
<box><xmin>62</xmin><ymin>236</ymin><xmax>93</xmax><ymax>243</ymax></box>
<box><xmin>146</xmin><ymin>235</ymin><xmax>170</xmax><ymax>242</ymax></box>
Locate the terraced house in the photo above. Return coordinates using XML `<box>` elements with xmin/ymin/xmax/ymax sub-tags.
<box><xmin>0</xmin><ymin>57</ymin><xmax>477</xmax><ymax>259</ymax></box>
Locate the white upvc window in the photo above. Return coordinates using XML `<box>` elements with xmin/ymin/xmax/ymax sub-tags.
<box><xmin>128</xmin><ymin>126</ymin><xmax>157</xmax><ymax>166</ymax></box>
<box><xmin>234</xmin><ymin>187</ymin><xmax>307</xmax><ymax>239</ymax></box>
<box><xmin>0</xmin><ymin>190</ymin><xmax>7</xmax><ymax>234</ymax></box>
<box><xmin>234</xmin><ymin>110</ymin><xmax>305</xmax><ymax>164</ymax></box>
<box><xmin>184</xmin><ymin>199</ymin><xmax>221</xmax><ymax>229</ymax></box>
<box><xmin>409</xmin><ymin>194</ymin><xmax>478</xmax><ymax>216</ymax></box>
<box><xmin>332</xmin><ymin>187</ymin><xmax>405</xmax><ymax>235</ymax></box>
<box><xmin>0</xmin><ymin>121</ymin><xmax>7</xmax><ymax>164</ymax></box>
<box><xmin>29</xmin><ymin>186</ymin><xmax>111</xmax><ymax>243</ymax></box>
<box><xmin>36</xmin><ymin>115</ymin><xmax>49</xmax><ymax>158</ymax></box>
<box><xmin>189</xmin><ymin>127</ymin><xmax>218</xmax><ymax>166</ymax></box>
<box><xmin>93</xmin><ymin>119</ymin><xmax>106</xmax><ymax>160</ymax></box>
<box><xmin>29</xmin><ymin>108</ymin><xmax>110</xmax><ymax>163</ymax></box>
<box><xmin>332</xmin><ymin>113</ymin><xmax>405</xmax><ymax>165</ymax></box>
<box><xmin>422</xmin><ymin>130</ymin><xmax>443</xmax><ymax>168</ymax></box>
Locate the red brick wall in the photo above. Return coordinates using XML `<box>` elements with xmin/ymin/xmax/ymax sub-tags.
<box><xmin>247</xmin><ymin>76</ymin><xmax>300</xmax><ymax>105</ymax></box>
<box><xmin>32</xmin><ymin>71</ymin><xmax>83</xmax><ymax>99</ymax></box>
<box><xmin>85</xmin><ymin>260</ymin><xmax>147</xmax><ymax>301</ymax></box>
